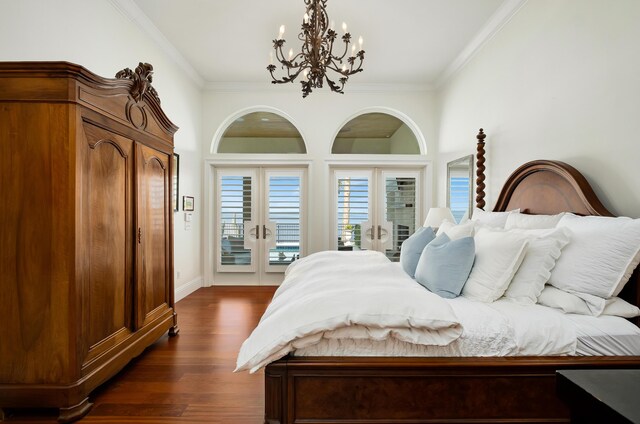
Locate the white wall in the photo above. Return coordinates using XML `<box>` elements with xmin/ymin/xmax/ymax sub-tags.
<box><xmin>0</xmin><ymin>0</ymin><xmax>203</xmax><ymax>297</ymax></box>
<box><xmin>202</xmin><ymin>88</ymin><xmax>436</xmax><ymax>284</ymax></box>
<box><xmin>436</xmin><ymin>0</ymin><xmax>640</xmax><ymax>217</ymax></box>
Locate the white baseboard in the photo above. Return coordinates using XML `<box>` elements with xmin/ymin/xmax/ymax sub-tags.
<box><xmin>175</xmin><ymin>276</ymin><xmax>203</xmax><ymax>302</ymax></box>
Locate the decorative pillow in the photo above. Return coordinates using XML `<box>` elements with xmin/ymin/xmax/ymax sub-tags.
<box><xmin>505</xmin><ymin>212</ymin><xmax>565</xmax><ymax>230</ymax></box>
<box><xmin>471</xmin><ymin>208</ymin><xmax>520</xmax><ymax>228</ymax></box>
<box><xmin>538</xmin><ymin>285</ymin><xmax>640</xmax><ymax>318</ymax></box>
<box><xmin>436</xmin><ymin>219</ymin><xmax>475</xmax><ymax>240</ymax></box>
<box><xmin>462</xmin><ymin>227</ymin><xmax>529</xmax><ymax>303</ymax></box>
<box><xmin>549</xmin><ymin>214</ymin><xmax>640</xmax><ymax>298</ymax></box>
<box><xmin>414</xmin><ymin>234</ymin><xmax>475</xmax><ymax>299</ymax></box>
<box><xmin>399</xmin><ymin>226</ymin><xmax>436</xmax><ymax>278</ymax></box>
<box><xmin>503</xmin><ymin>227</ymin><xmax>571</xmax><ymax>304</ymax></box>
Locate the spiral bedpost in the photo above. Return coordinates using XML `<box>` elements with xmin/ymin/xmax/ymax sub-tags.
<box><xmin>475</xmin><ymin>128</ymin><xmax>486</xmax><ymax>210</ymax></box>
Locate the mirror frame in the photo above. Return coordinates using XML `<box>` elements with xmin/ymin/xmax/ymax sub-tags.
<box><xmin>446</xmin><ymin>155</ymin><xmax>474</xmax><ymax>221</ymax></box>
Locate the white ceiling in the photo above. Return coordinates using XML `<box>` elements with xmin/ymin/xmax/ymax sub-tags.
<box><xmin>131</xmin><ymin>0</ymin><xmax>510</xmax><ymax>86</ymax></box>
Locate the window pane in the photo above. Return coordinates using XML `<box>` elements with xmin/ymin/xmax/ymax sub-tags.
<box><xmin>220</xmin><ymin>175</ymin><xmax>252</xmax><ymax>265</ymax></box>
<box><xmin>218</xmin><ymin>112</ymin><xmax>306</xmax><ymax>154</ymax></box>
<box><xmin>385</xmin><ymin>177</ymin><xmax>416</xmax><ymax>262</ymax></box>
<box><xmin>450</xmin><ymin>176</ymin><xmax>470</xmax><ymax>223</ymax></box>
<box><xmin>332</xmin><ymin>113</ymin><xmax>420</xmax><ymax>154</ymax></box>
<box><xmin>337</xmin><ymin>177</ymin><xmax>369</xmax><ymax>250</ymax></box>
<box><xmin>268</xmin><ymin>176</ymin><xmax>301</xmax><ymax>265</ymax></box>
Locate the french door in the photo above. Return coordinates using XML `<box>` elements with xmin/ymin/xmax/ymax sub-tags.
<box><xmin>214</xmin><ymin>167</ymin><xmax>306</xmax><ymax>284</ymax></box>
<box><xmin>333</xmin><ymin>168</ymin><xmax>422</xmax><ymax>262</ymax></box>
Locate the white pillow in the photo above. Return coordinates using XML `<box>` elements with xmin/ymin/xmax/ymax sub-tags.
<box><xmin>538</xmin><ymin>285</ymin><xmax>640</xmax><ymax>318</ymax></box>
<box><xmin>505</xmin><ymin>212</ymin><xmax>565</xmax><ymax>230</ymax></box>
<box><xmin>462</xmin><ymin>227</ymin><xmax>529</xmax><ymax>303</ymax></box>
<box><xmin>549</xmin><ymin>214</ymin><xmax>640</xmax><ymax>298</ymax></box>
<box><xmin>436</xmin><ymin>219</ymin><xmax>475</xmax><ymax>240</ymax></box>
<box><xmin>503</xmin><ymin>227</ymin><xmax>571</xmax><ymax>305</ymax></box>
<box><xmin>471</xmin><ymin>208</ymin><xmax>519</xmax><ymax>228</ymax></box>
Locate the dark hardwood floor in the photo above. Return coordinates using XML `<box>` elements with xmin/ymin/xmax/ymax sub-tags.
<box><xmin>2</xmin><ymin>286</ymin><xmax>277</xmax><ymax>423</ymax></box>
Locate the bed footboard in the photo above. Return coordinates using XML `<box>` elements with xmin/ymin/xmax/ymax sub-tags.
<box><xmin>265</xmin><ymin>356</ymin><xmax>640</xmax><ymax>424</ymax></box>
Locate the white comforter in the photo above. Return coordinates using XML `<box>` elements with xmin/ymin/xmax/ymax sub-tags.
<box><xmin>235</xmin><ymin>251</ymin><xmax>463</xmax><ymax>373</ymax></box>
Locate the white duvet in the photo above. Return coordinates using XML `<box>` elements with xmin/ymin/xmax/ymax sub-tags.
<box><xmin>235</xmin><ymin>251</ymin><xmax>463</xmax><ymax>373</ymax></box>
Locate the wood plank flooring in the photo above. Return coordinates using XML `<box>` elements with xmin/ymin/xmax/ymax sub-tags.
<box><xmin>2</xmin><ymin>286</ymin><xmax>277</xmax><ymax>423</ymax></box>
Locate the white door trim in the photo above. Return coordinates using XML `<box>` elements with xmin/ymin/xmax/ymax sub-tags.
<box><xmin>203</xmin><ymin>159</ymin><xmax>311</xmax><ymax>287</ymax></box>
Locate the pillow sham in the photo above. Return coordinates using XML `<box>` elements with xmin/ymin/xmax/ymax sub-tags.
<box><xmin>436</xmin><ymin>219</ymin><xmax>475</xmax><ymax>240</ymax></box>
<box><xmin>505</xmin><ymin>212</ymin><xmax>565</xmax><ymax>230</ymax></box>
<box><xmin>414</xmin><ymin>234</ymin><xmax>475</xmax><ymax>299</ymax></box>
<box><xmin>549</xmin><ymin>214</ymin><xmax>640</xmax><ymax>298</ymax></box>
<box><xmin>470</xmin><ymin>208</ymin><xmax>520</xmax><ymax>228</ymax></box>
<box><xmin>538</xmin><ymin>285</ymin><xmax>640</xmax><ymax>318</ymax></box>
<box><xmin>399</xmin><ymin>226</ymin><xmax>436</xmax><ymax>278</ymax></box>
<box><xmin>503</xmin><ymin>227</ymin><xmax>571</xmax><ymax>304</ymax></box>
<box><xmin>462</xmin><ymin>227</ymin><xmax>529</xmax><ymax>303</ymax></box>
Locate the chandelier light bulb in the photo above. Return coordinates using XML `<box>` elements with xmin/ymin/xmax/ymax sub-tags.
<box><xmin>279</xmin><ymin>25</ymin><xmax>285</xmax><ymax>39</ymax></box>
<box><xmin>330</xmin><ymin>20</ymin><xmax>335</xmax><ymax>30</ymax></box>
<box><xmin>351</xmin><ymin>45</ymin><xmax>356</xmax><ymax>55</ymax></box>
<box><xmin>342</xmin><ymin>22</ymin><xmax>347</xmax><ymax>33</ymax></box>
<box><xmin>269</xmin><ymin>51</ymin><xmax>274</xmax><ymax>65</ymax></box>
<box><xmin>359</xmin><ymin>36</ymin><xmax>363</xmax><ymax>49</ymax></box>
<box><xmin>341</xmin><ymin>64</ymin><xmax>346</xmax><ymax>72</ymax></box>
<box><xmin>304</xmin><ymin>13</ymin><xmax>309</xmax><ymax>24</ymax></box>
<box><xmin>288</xmin><ymin>48</ymin><xmax>294</xmax><ymax>60</ymax></box>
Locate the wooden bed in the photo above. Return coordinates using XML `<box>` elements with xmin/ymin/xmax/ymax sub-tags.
<box><xmin>264</xmin><ymin>131</ymin><xmax>640</xmax><ymax>424</ymax></box>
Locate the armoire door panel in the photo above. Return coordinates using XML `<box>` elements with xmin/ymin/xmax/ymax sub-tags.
<box><xmin>79</xmin><ymin>121</ymin><xmax>134</xmax><ymax>367</ymax></box>
<box><xmin>136</xmin><ymin>143</ymin><xmax>171</xmax><ymax>329</ymax></box>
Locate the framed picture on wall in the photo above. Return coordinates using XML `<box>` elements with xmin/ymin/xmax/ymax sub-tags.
<box><xmin>183</xmin><ymin>196</ymin><xmax>194</xmax><ymax>212</ymax></box>
<box><xmin>172</xmin><ymin>153</ymin><xmax>180</xmax><ymax>212</ymax></box>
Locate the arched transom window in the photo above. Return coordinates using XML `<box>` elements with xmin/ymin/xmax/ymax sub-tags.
<box><xmin>332</xmin><ymin>113</ymin><xmax>420</xmax><ymax>154</ymax></box>
<box><xmin>217</xmin><ymin>111</ymin><xmax>306</xmax><ymax>154</ymax></box>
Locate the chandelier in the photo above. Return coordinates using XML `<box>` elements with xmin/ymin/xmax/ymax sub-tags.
<box><xmin>267</xmin><ymin>0</ymin><xmax>365</xmax><ymax>98</ymax></box>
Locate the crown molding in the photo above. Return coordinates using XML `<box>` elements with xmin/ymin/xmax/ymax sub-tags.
<box><xmin>203</xmin><ymin>81</ymin><xmax>434</xmax><ymax>94</ymax></box>
<box><xmin>108</xmin><ymin>0</ymin><xmax>205</xmax><ymax>88</ymax></box>
<box><xmin>108</xmin><ymin>0</ymin><xmax>525</xmax><ymax>94</ymax></box>
<box><xmin>435</xmin><ymin>0</ymin><xmax>529</xmax><ymax>89</ymax></box>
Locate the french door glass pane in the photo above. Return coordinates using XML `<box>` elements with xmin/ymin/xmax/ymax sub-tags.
<box><xmin>337</xmin><ymin>177</ymin><xmax>369</xmax><ymax>250</ymax></box>
<box><xmin>385</xmin><ymin>176</ymin><xmax>416</xmax><ymax>262</ymax></box>
<box><xmin>220</xmin><ymin>175</ymin><xmax>253</xmax><ymax>266</ymax></box>
<box><xmin>268</xmin><ymin>175</ymin><xmax>301</xmax><ymax>265</ymax></box>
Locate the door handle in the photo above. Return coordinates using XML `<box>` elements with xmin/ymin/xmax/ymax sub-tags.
<box><xmin>370</xmin><ymin>226</ymin><xmax>376</xmax><ymax>240</ymax></box>
<box><xmin>377</xmin><ymin>225</ymin><xmax>382</xmax><ymax>240</ymax></box>
<box><xmin>255</xmin><ymin>224</ymin><xmax>260</xmax><ymax>240</ymax></box>
<box><xmin>263</xmin><ymin>224</ymin><xmax>267</xmax><ymax>239</ymax></box>
<box><xmin>138</xmin><ymin>227</ymin><xmax>142</xmax><ymax>244</ymax></box>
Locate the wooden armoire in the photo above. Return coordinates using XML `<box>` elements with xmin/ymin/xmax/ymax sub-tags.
<box><xmin>0</xmin><ymin>62</ymin><xmax>178</xmax><ymax>422</ymax></box>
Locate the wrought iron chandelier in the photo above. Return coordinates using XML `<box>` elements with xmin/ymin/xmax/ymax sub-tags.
<box><xmin>267</xmin><ymin>0</ymin><xmax>365</xmax><ymax>98</ymax></box>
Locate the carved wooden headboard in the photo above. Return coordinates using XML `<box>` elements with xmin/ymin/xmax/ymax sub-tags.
<box><xmin>473</xmin><ymin>130</ymin><xmax>639</xmax><ymax>320</ymax></box>
<box><xmin>492</xmin><ymin>160</ymin><xmax>612</xmax><ymax>216</ymax></box>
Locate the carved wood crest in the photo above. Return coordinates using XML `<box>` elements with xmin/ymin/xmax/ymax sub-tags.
<box><xmin>115</xmin><ymin>62</ymin><xmax>160</xmax><ymax>104</ymax></box>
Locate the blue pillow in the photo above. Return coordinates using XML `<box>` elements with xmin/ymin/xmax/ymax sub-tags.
<box><xmin>400</xmin><ymin>227</ymin><xmax>436</xmax><ymax>278</ymax></box>
<box><xmin>414</xmin><ymin>233</ymin><xmax>475</xmax><ymax>299</ymax></box>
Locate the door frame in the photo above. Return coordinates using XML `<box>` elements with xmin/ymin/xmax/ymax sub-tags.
<box><xmin>327</xmin><ymin>158</ymin><xmax>433</xmax><ymax>253</ymax></box>
<box><xmin>203</xmin><ymin>158</ymin><xmax>312</xmax><ymax>287</ymax></box>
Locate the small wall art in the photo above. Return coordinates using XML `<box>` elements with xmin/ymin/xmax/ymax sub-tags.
<box><xmin>183</xmin><ymin>195</ymin><xmax>194</xmax><ymax>212</ymax></box>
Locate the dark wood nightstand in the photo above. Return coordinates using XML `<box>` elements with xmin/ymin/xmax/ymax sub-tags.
<box><xmin>557</xmin><ymin>369</ymin><xmax>640</xmax><ymax>423</ymax></box>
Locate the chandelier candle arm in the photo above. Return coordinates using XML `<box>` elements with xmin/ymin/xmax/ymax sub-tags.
<box><xmin>267</xmin><ymin>0</ymin><xmax>365</xmax><ymax>98</ymax></box>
